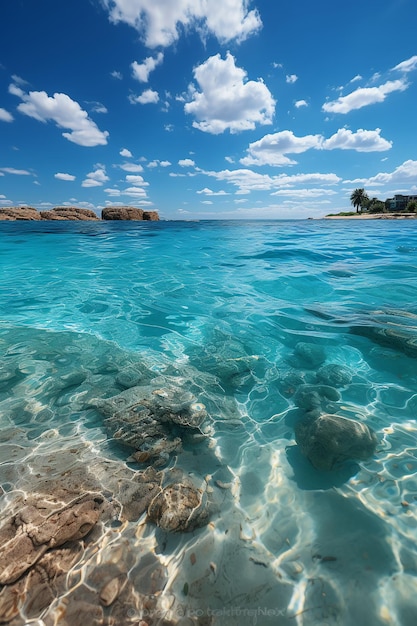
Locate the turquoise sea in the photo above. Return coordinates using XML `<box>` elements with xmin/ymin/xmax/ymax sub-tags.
<box><xmin>1</xmin><ymin>219</ymin><xmax>417</xmax><ymax>625</ymax></box>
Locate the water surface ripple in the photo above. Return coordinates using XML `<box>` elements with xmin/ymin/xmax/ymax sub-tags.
<box><xmin>1</xmin><ymin>220</ymin><xmax>417</xmax><ymax>625</ymax></box>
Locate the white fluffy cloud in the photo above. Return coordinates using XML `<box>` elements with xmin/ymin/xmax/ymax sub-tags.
<box><xmin>205</xmin><ymin>167</ymin><xmax>341</xmax><ymax>193</ymax></box>
<box><xmin>120</xmin><ymin>148</ymin><xmax>133</xmax><ymax>157</ymax></box>
<box><xmin>241</xmin><ymin>131</ymin><xmax>322</xmax><ymax>166</ymax></box>
<box><xmin>391</xmin><ymin>55</ymin><xmax>417</xmax><ymax>73</ymax></box>
<box><xmin>185</xmin><ymin>53</ymin><xmax>275</xmax><ymax>134</ymax></box>
<box><xmin>119</xmin><ymin>162</ymin><xmax>144</xmax><ymax>172</ymax></box>
<box><xmin>123</xmin><ymin>186</ymin><xmax>148</xmax><ymax>197</ymax></box>
<box><xmin>54</xmin><ymin>172</ymin><xmax>76</xmax><ymax>181</ymax></box>
<box><xmin>322</xmin><ymin>128</ymin><xmax>392</xmax><ymax>152</ymax></box>
<box><xmin>197</xmin><ymin>187</ymin><xmax>228</xmax><ymax>195</ymax></box>
<box><xmin>241</xmin><ymin>128</ymin><xmax>391</xmax><ymax>166</ymax></box>
<box><xmin>178</xmin><ymin>158</ymin><xmax>195</xmax><ymax>167</ymax></box>
<box><xmin>345</xmin><ymin>159</ymin><xmax>417</xmax><ymax>187</ymax></box>
<box><xmin>9</xmin><ymin>84</ymin><xmax>109</xmax><ymax>147</ymax></box>
<box><xmin>295</xmin><ymin>99</ymin><xmax>308</xmax><ymax>108</ymax></box>
<box><xmin>82</xmin><ymin>167</ymin><xmax>109</xmax><ymax>187</ymax></box>
<box><xmin>125</xmin><ymin>174</ymin><xmax>149</xmax><ymax>185</ymax></box>
<box><xmin>132</xmin><ymin>52</ymin><xmax>163</xmax><ymax>82</ymax></box>
<box><xmin>130</xmin><ymin>89</ymin><xmax>159</xmax><ymax>104</ymax></box>
<box><xmin>323</xmin><ymin>79</ymin><xmax>408</xmax><ymax>114</ymax></box>
<box><xmin>286</xmin><ymin>74</ymin><xmax>298</xmax><ymax>84</ymax></box>
<box><xmin>148</xmin><ymin>160</ymin><xmax>171</xmax><ymax>167</ymax></box>
<box><xmin>101</xmin><ymin>0</ymin><xmax>261</xmax><ymax>47</ymax></box>
<box><xmin>0</xmin><ymin>108</ymin><xmax>13</xmax><ymax>122</ymax></box>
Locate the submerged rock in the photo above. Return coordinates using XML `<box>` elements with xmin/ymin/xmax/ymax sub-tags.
<box><xmin>147</xmin><ymin>473</ymin><xmax>210</xmax><ymax>532</ymax></box>
<box><xmin>293</xmin><ymin>384</ymin><xmax>341</xmax><ymax>417</ymax></box>
<box><xmin>292</xmin><ymin>342</ymin><xmax>326</xmax><ymax>367</ymax></box>
<box><xmin>92</xmin><ymin>384</ymin><xmax>207</xmax><ymax>465</ymax></box>
<box><xmin>316</xmin><ymin>363</ymin><xmax>352</xmax><ymax>387</ymax></box>
<box><xmin>295</xmin><ymin>413</ymin><xmax>378</xmax><ymax>471</ymax></box>
<box><xmin>0</xmin><ymin>493</ymin><xmax>107</xmax><ymax>585</ymax></box>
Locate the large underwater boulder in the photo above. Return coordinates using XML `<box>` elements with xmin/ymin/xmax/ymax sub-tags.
<box><xmin>147</xmin><ymin>472</ymin><xmax>210</xmax><ymax>532</ymax></box>
<box><xmin>295</xmin><ymin>413</ymin><xmax>378</xmax><ymax>471</ymax></box>
<box><xmin>91</xmin><ymin>384</ymin><xmax>207</xmax><ymax>465</ymax></box>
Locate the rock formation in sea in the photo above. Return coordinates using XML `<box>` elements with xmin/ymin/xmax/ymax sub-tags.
<box><xmin>0</xmin><ymin>205</ymin><xmax>159</xmax><ymax>221</ymax></box>
<box><xmin>295</xmin><ymin>412</ymin><xmax>378</xmax><ymax>471</ymax></box>
<box><xmin>39</xmin><ymin>207</ymin><xmax>99</xmax><ymax>221</ymax></box>
<box><xmin>101</xmin><ymin>206</ymin><xmax>159</xmax><ymax>220</ymax></box>
<box><xmin>0</xmin><ymin>207</ymin><xmax>42</xmax><ymax>220</ymax></box>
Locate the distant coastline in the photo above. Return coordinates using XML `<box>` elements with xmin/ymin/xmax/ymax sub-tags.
<box><xmin>323</xmin><ymin>212</ymin><xmax>417</xmax><ymax>220</ymax></box>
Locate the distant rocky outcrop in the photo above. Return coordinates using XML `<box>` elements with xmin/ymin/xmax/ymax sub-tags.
<box><xmin>102</xmin><ymin>206</ymin><xmax>144</xmax><ymax>220</ymax></box>
<box><xmin>0</xmin><ymin>205</ymin><xmax>159</xmax><ymax>221</ymax></box>
<box><xmin>0</xmin><ymin>207</ymin><xmax>42</xmax><ymax>220</ymax></box>
<box><xmin>101</xmin><ymin>206</ymin><xmax>159</xmax><ymax>221</ymax></box>
<box><xmin>39</xmin><ymin>207</ymin><xmax>100</xmax><ymax>221</ymax></box>
<box><xmin>142</xmin><ymin>211</ymin><xmax>159</xmax><ymax>221</ymax></box>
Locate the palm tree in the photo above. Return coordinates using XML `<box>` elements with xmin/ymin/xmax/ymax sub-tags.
<box><xmin>350</xmin><ymin>188</ymin><xmax>369</xmax><ymax>213</ymax></box>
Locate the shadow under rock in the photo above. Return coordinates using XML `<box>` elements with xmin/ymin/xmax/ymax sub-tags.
<box><xmin>286</xmin><ymin>445</ymin><xmax>359</xmax><ymax>490</ymax></box>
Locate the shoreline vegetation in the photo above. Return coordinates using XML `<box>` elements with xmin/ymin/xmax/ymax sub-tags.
<box><xmin>323</xmin><ymin>212</ymin><xmax>417</xmax><ymax>219</ymax></box>
<box><xmin>325</xmin><ymin>187</ymin><xmax>417</xmax><ymax>219</ymax></box>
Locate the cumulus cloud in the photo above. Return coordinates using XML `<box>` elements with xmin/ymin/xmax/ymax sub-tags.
<box><xmin>204</xmin><ymin>167</ymin><xmax>341</xmax><ymax>193</ymax></box>
<box><xmin>119</xmin><ymin>162</ymin><xmax>144</xmax><ymax>172</ymax></box>
<box><xmin>345</xmin><ymin>159</ymin><xmax>417</xmax><ymax>187</ymax></box>
<box><xmin>286</xmin><ymin>74</ymin><xmax>298</xmax><ymax>84</ymax></box>
<box><xmin>241</xmin><ymin>130</ymin><xmax>322</xmax><ymax>166</ymax></box>
<box><xmin>322</xmin><ymin>79</ymin><xmax>408</xmax><ymax>114</ymax></box>
<box><xmin>124</xmin><ymin>186</ymin><xmax>148</xmax><ymax>197</ymax></box>
<box><xmin>295</xmin><ymin>99</ymin><xmax>308</xmax><ymax>108</ymax></box>
<box><xmin>184</xmin><ymin>52</ymin><xmax>275</xmax><ymax>134</ymax></box>
<box><xmin>178</xmin><ymin>158</ymin><xmax>195</xmax><ymax>167</ymax></box>
<box><xmin>120</xmin><ymin>148</ymin><xmax>133</xmax><ymax>157</ymax></box>
<box><xmin>125</xmin><ymin>174</ymin><xmax>149</xmax><ymax>185</ymax></box>
<box><xmin>0</xmin><ymin>108</ymin><xmax>13</xmax><ymax>122</ymax></box>
<box><xmin>54</xmin><ymin>172</ymin><xmax>76</xmax><ymax>181</ymax></box>
<box><xmin>322</xmin><ymin>128</ymin><xmax>392</xmax><ymax>152</ymax></box>
<box><xmin>241</xmin><ymin>128</ymin><xmax>392</xmax><ymax>166</ymax></box>
<box><xmin>82</xmin><ymin>167</ymin><xmax>109</xmax><ymax>187</ymax></box>
<box><xmin>197</xmin><ymin>187</ymin><xmax>228</xmax><ymax>195</ymax></box>
<box><xmin>148</xmin><ymin>159</ymin><xmax>171</xmax><ymax>167</ymax></box>
<box><xmin>9</xmin><ymin>83</ymin><xmax>109</xmax><ymax>147</ymax></box>
<box><xmin>132</xmin><ymin>52</ymin><xmax>163</xmax><ymax>82</ymax></box>
<box><xmin>101</xmin><ymin>0</ymin><xmax>262</xmax><ymax>47</ymax></box>
<box><xmin>129</xmin><ymin>89</ymin><xmax>159</xmax><ymax>104</ymax></box>
<box><xmin>391</xmin><ymin>55</ymin><xmax>417</xmax><ymax>73</ymax></box>
<box><xmin>111</xmin><ymin>70</ymin><xmax>123</xmax><ymax>80</ymax></box>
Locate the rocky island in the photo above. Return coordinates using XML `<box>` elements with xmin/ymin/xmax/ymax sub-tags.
<box><xmin>0</xmin><ymin>206</ymin><xmax>159</xmax><ymax>221</ymax></box>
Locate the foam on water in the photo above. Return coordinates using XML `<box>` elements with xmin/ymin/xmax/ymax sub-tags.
<box><xmin>1</xmin><ymin>220</ymin><xmax>417</xmax><ymax>625</ymax></box>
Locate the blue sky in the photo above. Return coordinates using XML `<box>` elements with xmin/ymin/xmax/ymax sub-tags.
<box><xmin>1</xmin><ymin>0</ymin><xmax>416</xmax><ymax>219</ymax></box>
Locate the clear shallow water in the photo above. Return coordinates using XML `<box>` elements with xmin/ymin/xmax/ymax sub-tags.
<box><xmin>1</xmin><ymin>220</ymin><xmax>417</xmax><ymax>625</ymax></box>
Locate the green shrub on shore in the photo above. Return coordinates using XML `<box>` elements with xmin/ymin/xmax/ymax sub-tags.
<box><xmin>326</xmin><ymin>211</ymin><xmax>357</xmax><ymax>217</ymax></box>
